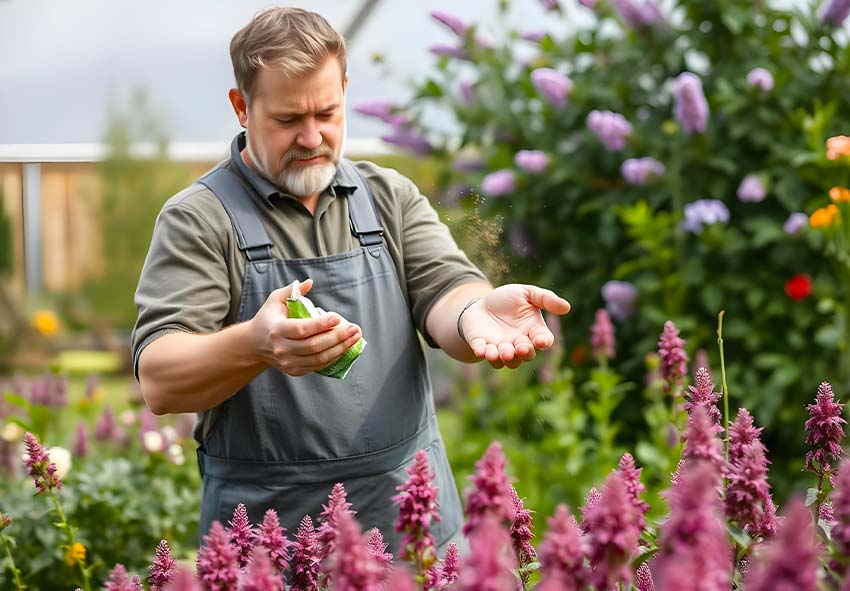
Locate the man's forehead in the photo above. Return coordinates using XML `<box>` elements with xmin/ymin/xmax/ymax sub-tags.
<box><xmin>253</xmin><ymin>64</ymin><xmax>345</xmax><ymax>108</ymax></box>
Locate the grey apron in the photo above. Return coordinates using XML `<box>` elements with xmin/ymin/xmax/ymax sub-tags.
<box><xmin>194</xmin><ymin>159</ymin><xmax>463</xmax><ymax>555</ymax></box>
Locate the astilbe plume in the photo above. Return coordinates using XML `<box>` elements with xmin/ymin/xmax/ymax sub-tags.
<box><xmin>657</xmin><ymin>321</ymin><xmax>688</xmax><ymax>394</ymax></box>
<box><xmin>383</xmin><ymin>566</ymin><xmax>417</xmax><ymax>591</ymax></box>
<box><xmin>440</xmin><ymin>542</ymin><xmax>460</xmax><ymax>587</ymax></box>
<box><xmin>149</xmin><ymin>540</ymin><xmax>177</xmax><ymax>591</ymax></box>
<box><xmin>536</xmin><ymin>505</ymin><xmax>589</xmax><ymax>591</ymax></box>
<box><xmin>820</xmin><ymin>500</ymin><xmax>836</xmax><ymax>526</ymax></box>
<box><xmin>240</xmin><ymin>548</ymin><xmax>284</xmax><ymax>591</ymax></box>
<box><xmin>617</xmin><ymin>453</ymin><xmax>649</xmax><ymax>531</ymax></box>
<box><xmin>805</xmin><ymin>381</ymin><xmax>846</xmax><ymax>472</ymax></box>
<box><xmin>196</xmin><ymin>521</ymin><xmax>240</xmax><ymax>591</ymax></box>
<box><xmin>728</xmin><ymin>408</ymin><xmax>764</xmax><ymax>463</ymax></box>
<box><xmin>74</xmin><ymin>422</ymin><xmax>90</xmax><ymax>458</ymax></box>
<box><xmin>653</xmin><ymin>461</ymin><xmax>731</xmax><ymax>591</ymax></box>
<box><xmin>392</xmin><ymin>450</ymin><xmax>440</xmax><ymax>570</ymax></box>
<box><xmin>583</xmin><ymin>472</ymin><xmax>641</xmax><ymax>590</ymax></box>
<box><xmin>464</xmin><ymin>442</ymin><xmax>516</xmax><ymax>535</ymax></box>
<box><xmin>104</xmin><ymin>564</ymin><xmax>143</xmax><ymax>591</ymax></box>
<box><xmin>227</xmin><ymin>503</ymin><xmax>257</xmax><ymax>569</ymax></box>
<box><xmin>635</xmin><ymin>561</ymin><xmax>654</xmax><ymax>591</ymax></box>
<box><xmin>23</xmin><ymin>432</ymin><xmax>61</xmax><ymax>493</ymax></box>
<box><xmin>685</xmin><ymin>368</ymin><xmax>721</xmax><ymax>424</ymax></box>
<box><xmin>748</xmin><ymin>496</ymin><xmax>778</xmax><ymax>541</ymax></box>
<box><xmin>366</xmin><ymin>528</ymin><xmax>393</xmax><ymax>570</ymax></box>
<box><xmin>590</xmin><ymin>308</ymin><xmax>615</xmax><ymax>361</ymax></box>
<box><xmin>257</xmin><ymin>509</ymin><xmax>292</xmax><ymax>573</ymax></box>
<box><xmin>743</xmin><ymin>498</ymin><xmax>820</xmax><ymax>591</ymax></box>
<box><xmin>508</xmin><ymin>485</ymin><xmax>536</xmax><ymax>586</ymax></box>
<box><xmin>290</xmin><ymin>516</ymin><xmax>320</xmax><ymax>591</ymax></box>
<box><xmin>682</xmin><ymin>406</ymin><xmax>725</xmax><ymax>472</ymax></box>
<box><xmin>317</xmin><ymin>483</ymin><xmax>355</xmax><ymax>563</ymax></box>
<box><xmin>458</xmin><ymin>515</ymin><xmax>517</xmax><ymax>591</ymax></box>
<box><xmin>579</xmin><ymin>487</ymin><xmax>601</xmax><ymax>532</ymax></box>
<box><xmin>830</xmin><ymin>458</ymin><xmax>850</xmax><ymax>555</ymax></box>
<box><xmin>327</xmin><ymin>511</ymin><xmax>384</xmax><ymax>591</ymax></box>
<box><xmin>724</xmin><ymin>443</ymin><xmax>771</xmax><ymax>531</ymax></box>
<box><xmin>164</xmin><ymin>566</ymin><xmax>202</xmax><ymax>591</ymax></box>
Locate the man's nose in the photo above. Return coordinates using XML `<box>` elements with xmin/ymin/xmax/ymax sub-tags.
<box><xmin>297</xmin><ymin>119</ymin><xmax>323</xmax><ymax>151</ymax></box>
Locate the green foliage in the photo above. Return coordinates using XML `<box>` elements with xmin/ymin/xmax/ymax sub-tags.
<box><xmin>0</xmin><ymin>191</ymin><xmax>12</xmax><ymax>277</ymax></box>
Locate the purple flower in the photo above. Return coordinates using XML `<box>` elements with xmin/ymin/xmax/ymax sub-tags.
<box><xmin>682</xmin><ymin>406</ymin><xmax>725</xmax><ymax>472</ymax></box>
<box><xmin>353</xmin><ymin>101</ymin><xmax>409</xmax><ymax>126</ymax></box>
<box><xmin>458</xmin><ymin>80</ymin><xmax>475</xmax><ymax>106</ymax></box>
<box><xmin>654</xmin><ymin>461</ymin><xmax>731</xmax><ymax>591</ymax></box>
<box><xmin>481</xmin><ymin>170</ymin><xmax>516</xmax><ymax>197</ymax></box>
<box><xmin>148</xmin><ymin>540</ymin><xmax>176</xmax><ymax>591</ymax></box>
<box><xmin>728</xmin><ymin>408</ymin><xmax>764</xmax><ymax>464</ymax></box>
<box><xmin>725</xmin><ymin>443</ymin><xmax>772</xmax><ymax>531</ymax></box>
<box><xmin>365</xmin><ymin>528</ymin><xmax>393</xmax><ymax>570</ymax></box>
<box><xmin>240</xmin><ymin>548</ymin><xmax>284</xmax><ymax>591</ymax></box>
<box><xmin>514</xmin><ymin>150</ymin><xmax>550</xmax><ymax>173</ymax></box>
<box><xmin>820</xmin><ymin>499</ymin><xmax>836</xmax><ymax>525</ymax></box>
<box><xmin>635</xmin><ymin>561</ymin><xmax>654</xmax><ymax>591</ymax></box>
<box><xmin>381</xmin><ymin>125</ymin><xmax>433</xmax><ymax>157</ymax></box>
<box><xmin>257</xmin><ymin>509</ymin><xmax>293</xmax><ymax>573</ymax></box>
<box><xmin>579</xmin><ymin>0</ymin><xmax>599</xmax><ymax>8</ymax></box>
<box><xmin>539</xmin><ymin>0</ymin><xmax>560</xmax><ymax>11</ymax></box>
<box><xmin>459</xmin><ymin>515</ymin><xmax>517</xmax><ymax>591</ymax></box>
<box><xmin>520</xmin><ymin>30</ymin><xmax>547</xmax><ymax>42</ymax></box>
<box><xmin>317</xmin><ymin>483</ymin><xmax>355</xmax><ymax>564</ymax></box>
<box><xmin>587</xmin><ymin>110</ymin><xmax>632</xmax><ymax>151</ymax></box>
<box><xmin>74</xmin><ymin>422</ymin><xmax>89</xmax><ymax>458</ymax></box>
<box><xmin>104</xmin><ymin>564</ymin><xmax>143</xmax><ymax>591</ymax></box>
<box><xmin>196</xmin><ymin>521</ymin><xmax>240</xmax><ymax>591</ymax></box>
<box><xmin>23</xmin><ymin>432</ymin><xmax>61</xmax><ymax>494</ymax></box>
<box><xmin>227</xmin><ymin>503</ymin><xmax>256</xmax><ymax>568</ymax></box>
<box><xmin>621</xmin><ymin>157</ymin><xmax>666</xmax><ymax>185</ymax></box>
<box><xmin>685</xmin><ymin>367</ymin><xmax>721</xmax><ymax>424</ymax></box>
<box><xmin>674</xmin><ymin>72</ymin><xmax>710</xmax><ymax>135</ymax></box>
<box><xmin>429</xmin><ymin>44</ymin><xmax>472</xmax><ymax>61</ymax></box>
<box><xmin>453</xmin><ymin>157</ymin><xmax>485</xmax><ymax>173</ymax></box>
<box><xmin>737</xmin><ymin>175</ymin><xmax>767</xmax><ymax>203</ymax></box>
<box><xmin>464</xmin><ymin>442</ymin><xmax>516</xmax><ymax>536</ymax></box>
<box><xmin>658</xmin><ymin>320</ymin><xmax>688</xmax><ymax>395</ymax></box>
<box><xmin>617</xmin><ymin>453</ymin><xmax>649</xmax><ymax>531</ymax></box>
<box><xmin>531</xmin><ymin>68</ymin><xmax>573</xmax><ymax>109</ymax></box>
<box><xmin>508</xmin><ymin>485</ymin><xmax>536</xmax><ymax>575</ymax></box>
<box><xmin>290</xmin><ymin>516</ymin><xmax>320</xmax><ymax>591</ymax></box>
<box><xmin>747</xmin><ymin>68</ymin><xmax>774</xmax><ymax>92</ymax></box>
<box><xmin>830</xmin><ymin>459</ymin><xmax>850</xmax><ymax>555</ymax></box>
<box><xmin>584</xmin><ymin>472</ymin><xmax>642</xmax><ymax>590</ymax></box>
<box><xmin>805</xmin><ymin>381</ymin><xmax>846</xmax><ymax>472</ymax></box>
<box><xmin>683</xmin><ymin>199</ymin><xmax>730</xmax><ymax>234</ymax></box>
<box><xmin>821</xmin><ymin>0</ymin><xmax>850</xmax><ymax>26</ymax></box>
<box><xmin>784</xmin><ymin>212</ymin><xmax>809</xmax><ymax>235</ymax></box>
<box><xmin>431</xmin><ymin>10</ymin><xmax>469</xmax><ymax>37</ymax></box>
<box><xmin>537</xmin><ymin>505</ymin><xmax>588</xmax><ymax>591</ymax></box>
<box><xmin>613</xmin><ymin>0</ymin><xmax>665</xmax><ymax>28</ymax></box>
<box><xmin>601</xmin><ymin>281</ymin><xmax>638</xmax><ymax>321</ymax></box>
<box><xmin>328</xmin><ymin>512</ymin><xmax>384</xmax><ymax>591</ymax></box>
<box><xmin>392</xmin><ymin>450</ymin><xmax>440</xmax><ymax>570</ymax></box>
<box><xmin>96</xmin><ymin>405</ymin><xmax>120</xmax><ymax>442</ymax></box>
<box><xmin>743</xmin><ymin>498</ymin><xmax>820</xmax><ymax>591</ymax></box>
<box><xmin>591</xmin><ymin>308</ymin><xmax>615</xmax><ymax>361</ymax></box>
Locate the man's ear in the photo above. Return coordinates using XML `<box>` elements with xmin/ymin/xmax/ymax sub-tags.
<box><xmin>342</xmin><ymin>72</ymin><xmax>349</xmax><ymax>93</ymax></box>
<box><xmin>228</xmin><ymin>88</ymin><xmax>249</xmax><ymax>128</ymax></box>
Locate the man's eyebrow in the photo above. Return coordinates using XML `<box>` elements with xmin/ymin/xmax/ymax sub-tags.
<box><xmin>269</xmin><ymin>104</ymin><xmax>340</xmax><ymax>118</ymax></box>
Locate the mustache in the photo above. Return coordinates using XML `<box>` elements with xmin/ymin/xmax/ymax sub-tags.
<box><xmin>283</xmin><ymin>144</ymin><xmax>334</xmax><ymax>165</ymax></box>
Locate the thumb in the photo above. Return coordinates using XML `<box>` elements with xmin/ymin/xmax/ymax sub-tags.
<box><xmin>270</xmin><ymin>278</ymin><xmax>314</xmax><ymax>304</ymax></box>
<box><xmin>526</xmin><ymin>286</ymin><xmax>571</xmax><ymax>315</ymax></box>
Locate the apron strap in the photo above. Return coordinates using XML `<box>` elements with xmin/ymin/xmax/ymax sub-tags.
<box><xmin>198</xmin><ymin>167</ymin><xmax>274</xmax><ymax>262</ymax></box>
<box><xmin>337</xmin><ymin>159</ymin><xmax>385</xmax><ymax>247</ymax></box>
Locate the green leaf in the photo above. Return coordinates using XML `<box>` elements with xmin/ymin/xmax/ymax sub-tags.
<box><xmin>3</xmin><ymin>393</ymin><xmax>31</xmax><ymax>412</ymax></box>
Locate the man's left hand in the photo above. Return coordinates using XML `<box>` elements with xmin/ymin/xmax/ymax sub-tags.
<box><xmin>460</xmin><ymin>284</ymin><xmax>571</xmax><ymax>369</ymax></box>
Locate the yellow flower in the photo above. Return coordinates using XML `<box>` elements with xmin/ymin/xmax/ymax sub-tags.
<box><xmin>32</xmin><ymin>310</ymin><xmax>59</xmax><ymax>336</ymax></box>
<box><xmin>810</xmin><ymin>204</ymin><xmax>840</xmax><ymax>228</ymax></box>
<box><xmin>64</xmin><ymin>542</ymin><xmax>86</xmax><ymax>567</ymax></box>
<box><xmin>827</xmin><ymin>135</ymin><xmax>850</xmax><ymax>160</ymax></box>
<box><xmin>830</xmin><ymin>186</ymin><xmax>850</xmax><ymax>203</ymax></box>
<box><xmin>662</xmin><ymin>120</ymin><xmax>679</xmax><ymax>135</ymax></box>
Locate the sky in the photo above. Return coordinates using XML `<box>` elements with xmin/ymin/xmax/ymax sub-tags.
<box><xmin>0</xmin><ymin>0</ymin><xmax>576</xmax><ymax>144</ymax></box>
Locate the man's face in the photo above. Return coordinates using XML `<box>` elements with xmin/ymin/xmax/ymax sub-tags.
<box><xmin>237</xmin><ymin>56</ymin><xmax>347</xmax><ymax>198</ymax></box>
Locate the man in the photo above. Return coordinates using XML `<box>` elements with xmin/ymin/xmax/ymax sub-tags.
<box><xmin>132</xmin><ymin>7</ymin><xmax>570</xmax><ymax>553</ymax></box>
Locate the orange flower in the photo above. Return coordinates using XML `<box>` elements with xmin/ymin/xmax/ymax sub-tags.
<box><xmin>32</xmin><ymin>310</ymin><xmax>59</xmax><ymax>336</ymax></box>
<box><xmin>827</xmin><ymin>135</ymin><xmax>850</xmax><ymax>160</ymax></box>
<box><xmin>810</xmin><ymin>204</ymin><xmax>840</xmax><ymax>228</ymax></box>
<box><xmin>830</xmin><ymin>187</ymin><xmax>850</xmax><ymax>203</ymax></box>
<box><xmin>64</xmin><ymin>542</ymin><xmax>86</xmax><ymax>567</ymax></box>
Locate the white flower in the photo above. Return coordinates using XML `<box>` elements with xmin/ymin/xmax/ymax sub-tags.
<box><xmin>120</xmin><ymin>410</ymin><xmax>137</xmax><ymax>426</ymax></box>
<box><xmin>168</xmin><ymin>443</ymin><xmax>185</xmax><ymax>466</ymax></box>
<box><xmin>1</xmin><ymin>422</ymin><xmax>24</xmax><ymax>442</ymax></box>
<box><xmin>160</xmin><ymin>426</ymin><xmax>177</xmax><ymax>444</ymax></box>
<box><xmin>47</xmin><ymin>446</ymin><xmax>72</xmax><ymax>480</ymax></box>
<box><xmin>142</xmin><ymin>431</ymin><xmax>165</xmax><ymax>453</ymax></box>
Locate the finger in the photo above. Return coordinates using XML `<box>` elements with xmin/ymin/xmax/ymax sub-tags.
<box><xmin>289</xmin><ymin>322</ymin><xmax>360</xmax><ymax>356</ymax></box>
<box><xmin>271</xmin><ymin>278</ymin><xmax>315</xmax><ymax>305</ymax></box>
<box><xmin>526</xmin><ymin>286</ymin><xmax>571</xmax><ymax>315</ymax></box>
<box><xmin>469</xmin><ymin>337</ymin><xmax>487</xmax><ymax>358</ymax></box>
<box><xmin>279</xmin><ymin>313</ymin><xmax>343</xmax><ymax>340</ymax></box>
<box><xmin>306</xmin><ymin>332</ymin><xmax>361</xmax><ymax>371</ymax></box>
<box><xmin>488</xmin><ymin>357</ymin><xmax>505</xmax><ymax>369</ymax></box>
<box><xmin>504</xmin><ymin>356</ymin><xmax>523</xmax><ymax>369</ymax></box>
<box><xmin>498</xmin><ymin>342</ymin><xmax>516</xmax><ymax>363</ymax></box>
<box><xmin>513</xmin><ymin>335</ymin><xmax>536</xmax><ymax>361</ymax></box>
<box><xmin>529</xmin><ymin>325</ymin><xmax>555</xmax><ymax>350</ymax></box>
<box><xmin>484</xmin><ymin>343</ymin><xmax>501</xmax><ymax>364</ymax></box>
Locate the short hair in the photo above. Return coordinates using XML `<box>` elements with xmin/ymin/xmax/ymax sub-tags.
<box><xmin>230</xmin><ymin>7</ymin><xmax>347</xmax><ymax>101</ymax></box>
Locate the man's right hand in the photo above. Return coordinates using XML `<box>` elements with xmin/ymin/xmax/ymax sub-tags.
<box><xmin>249</xmin><ymin>278</ymin><xmax>362</xmax><ymax>377</ymax></box>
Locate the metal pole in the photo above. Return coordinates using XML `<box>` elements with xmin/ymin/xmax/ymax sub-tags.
<box><xmin>22</xmin><ymin>162</ymin><xmax>41</xmax><ymax>294</ymax></box>
<box><xmin>343</xmin><ymin>0</ymin><xmax>383</xmax><ymax>43</ymax></box>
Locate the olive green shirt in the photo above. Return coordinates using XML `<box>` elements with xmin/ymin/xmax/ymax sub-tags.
<box><xmin>131</xmin><ymin>136</ymin><xmax>487</xmax><ymax>378</ymax></box>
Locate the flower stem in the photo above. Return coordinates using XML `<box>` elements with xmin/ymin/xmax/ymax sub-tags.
<box><xmin>49</xmin><ymin>488</ymin><xmax>91</xmax><ymax>591</ymax></box>
<box><xmin>1</xmin><ymin>532</ymin><xmax>26</xmax><ymax>591</ymax></box>
<box><xmin>717</xmin><ymin>311</ymin><xmax>730</xmax><ymax>462</ymax></box>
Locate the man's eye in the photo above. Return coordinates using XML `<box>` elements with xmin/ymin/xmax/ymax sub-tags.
<box><xmin>277</xmin><ymin>118</ymin><xmax>295</xmax><ymax>125</ymax></box>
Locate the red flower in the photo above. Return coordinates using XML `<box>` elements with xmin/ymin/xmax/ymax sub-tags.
<box><xmin>784</xmin><ymin>274</ymin><xmax>812</xmax><ymax>300</ymax></box>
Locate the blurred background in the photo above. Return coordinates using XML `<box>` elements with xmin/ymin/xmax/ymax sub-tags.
<box><xmin>3</xmin><ymin>0</ymin><xmax>850</xmax><ymax>586</ymax></box>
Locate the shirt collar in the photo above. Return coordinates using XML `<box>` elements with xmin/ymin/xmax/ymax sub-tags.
<box><xmin>230</xmin><ymin>132</ymin><xmax>358</xmax><ymax>206</ymax></box>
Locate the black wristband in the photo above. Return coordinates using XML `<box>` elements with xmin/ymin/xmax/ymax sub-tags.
<box><xmin>457</xmin><ymin>298</ymin><xmax>481</xmax><ymax>342</ymax></box>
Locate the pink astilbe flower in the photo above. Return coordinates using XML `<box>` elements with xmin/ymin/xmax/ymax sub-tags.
<box><xmin>685</xmin><ymin>368</ymin><xmax>721</xmax><ymax>424</ymax></box>
<box><xmin>820</xmin><ymin>500</ymin><xmax>836</xmax><ymax>525</ymax></box>
<box><xmin>635</xmin><ymin>561</ymin><xmax>654</xmax><ymax>591</ymax></box>
<box><xmin>23</xmin><ymin>432</ymin><xmax>61</xmax><ymax>494</ymax></box>
<box><xmin>653</xmin><ymin>461</ymin><xmax>731</xmax><ymax>591</ymax></box>
<box><xmin>682</xmin><ymin>406</ymin><xmax>725</xmax><ymax>472</ymax></box>
<box><xmin>366</xmin><ymin>528</ymin><xmax>393</xmax><ymax>570</ymax></box>
<box><xmin>149</xmin><ymin>540</ymin><xmax>177</xmax><ymax>591</ymax></box>
<box><xmin>104</xmin><ymin>564</ymin><xmax>143</xmax><ymax>591</ymax></box>
<box><xmin>728</xmin><ymin>408</ymin><xmax>764</xmax><ymax>463</ymax></box>
<box><xmin>584</xmin><ymin>472</ymin><xmax>641</xmax><ymax>590</ymax></box>
<box><xmin>743</xmin><ymin>498</ymin><xmax>820</xmax><ymax>591</ymax></box>
<box><xmin>579</xmin><ymin>487</ymin><xmax>601</xmax><ymax>532</ymax></box>
<box><xmin>240</xmin><ymin>548</ymin><xmax>284</xmax><ymax>591</ymax></box>
<box><xmin>227</xmin><ymin>503</ymin><xmax>257</xmax><ymax>569</ymax></box>
<box><xmin>658</xmin><ymin>321</ymin><xmax>688</xmax><ymax>394</ymax></box>
<box><xmin>317</xmin><ymin>483</ymin><xmax>355</xmax><ymax>563</ymax></box>
<box><xmin>392</xmin><ymin>450</ymin><xmax>440</xmax><ymax>570</ymax></box>
<box><xmin>163</xmin><ymin>566</ymin><xmax>202</xmax><ymax>591</ymax></box>
<box><xmin>830</xmin><ymin>459</ymin><xmax>850</xmax><ymax>555</ymax></box>
<box><xmin>74</xmin><ymin>422</ymin><xmax>89</xmax><ymax>458</ymax></box>
<box><xmin>617</xmin><ymin>453</ymin><xmax>649</xmax><ymax>531</ymax></box>
<box><xmin>725</xmin><ymin>443</ymin><xmax>771</xmax><ymax>531</ymax></box>
<box><xmin>257</xmin><ymin>509</ymin><xmax>292</xmax><ymax>573</ymax></box>
<box><xmin>805</xmin><ymin>381</ymin><xmax>846</xmax><ymax>472</ymax></box>
<box><xmin>441</xmin><ymin>542</ymin><xmax>460</xmax><ymax>586</ymax></box>
<box><xmin>537</xmin><ymin>505</ymin><xmax>588</xmax><ymax>591</ymax></box>
<box><xmin>590</xmin><ymin>308</ymin><xmax>615</xmax><ymax>361</ymax></box>
<box><xmin>748</xmin><ymin>495</ymin><xmax>778</xmax><ymax>541</ymax></box>
<box><xmin>459</xmin><ymin>515</ymin><xmax>517</xmax><ymax>591</ymax></box>
<box><xmin>464</xmin><ymin>442</ymin><xmax>516</xmax><ymax>536</ymax></box>
<box><xmin>508</xmin><ymin>485</ymin><xmax>536</xmax><ymax>586</ymax></box>
<box><xmin>95</xmin><ymin>405</ymin><xmax>121</xmax><ymax>442</ymax></box>
<box><xmin>384</xmin><ymin>566</ymin><xmax>417</xmax><ymax>591</ymax></box>
<box><xmin>196</xmin><ymin>520</ymin><xmax>240</xmax><ymax>591</ymax></box>
<box><xmin>327</xmin><ymin>511</ymin><xmax>384</xmax><ymax>591</ymax></box>
<box><xmin>290</xmin><ymin>516</ymin><xmax>320</xmax><ymax>591</ymax></box>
